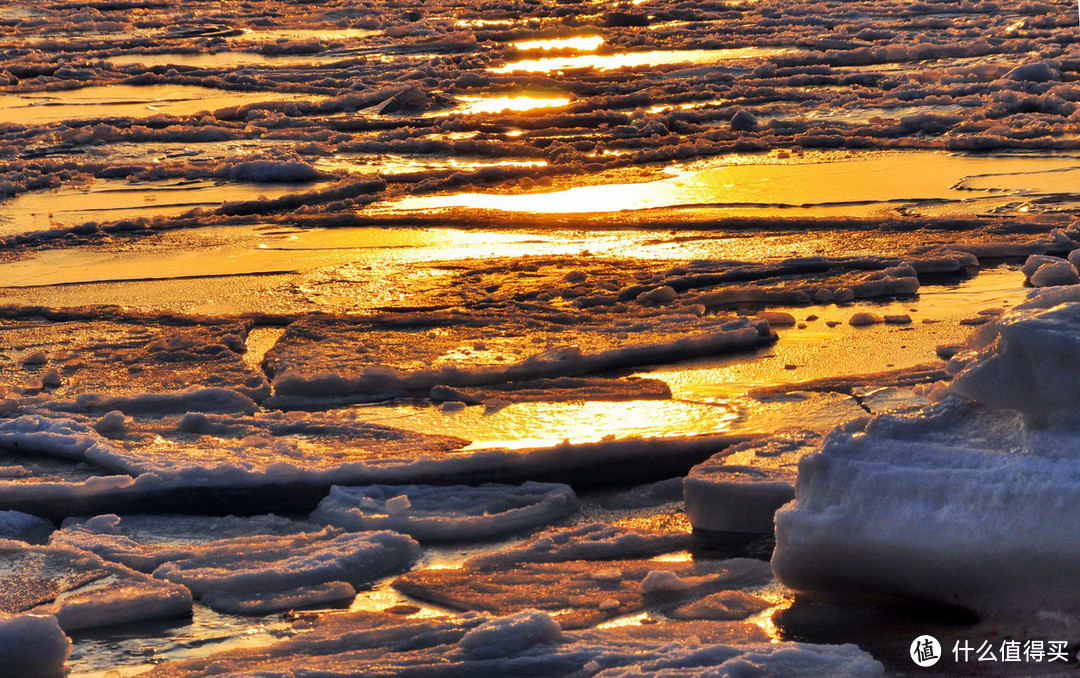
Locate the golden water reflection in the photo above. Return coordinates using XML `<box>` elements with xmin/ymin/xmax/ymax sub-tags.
<box><xmin>455</xmin><ymin>95</ymin><xmax>571</xmax><ymax>114</ymax></box>
<box><xmin>491</xmin><ymin>47</ymin><xmax>795</xmax><ymax>73</ymax></box>
<box><xmin>390</xmin><ymin>152</ymin><xmax>1080</xmax><ymax>217</ymax></box>
<box><xmin>512</xmin><ymin>36</ymin><xmax>604</xmax><ymax>51</ymax></box>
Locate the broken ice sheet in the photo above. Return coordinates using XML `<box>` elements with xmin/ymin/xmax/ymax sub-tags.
<box><xmin>136</xmin><ymin>609</ymin><xmax>884</xmax><ymax>677</ymax></box>
<box><xmin>0</xmin><ymin>176</ymin><xmax>329</xmax><ymax>235</ymax></box>
<box><xmin>0</xmin><ymin>540</ymin><xmax>192</xmax><ymax>631</ymax></box>
<box><xmin>311</xmin><ymin>481</ymin><xmax>579</xmax><ymax>542</ymax></box>
<box><xmin>393</xmin><ymin>556</ymin><xmax>773</xmax><ymax>629</ymax></box>
<box><xmin>0</xmin><ymin>314</ymin><xmax>269</xmax><ymax>405</ymax></box>
<box><xmin>263</xmin><ymin>311</ymin><xmax>774</xmax><ymax>407</ymax></box>
<box><xmin>0</xmin><ymin>85</ymin><xmax>319</xmax><ymax>126</ymax></box>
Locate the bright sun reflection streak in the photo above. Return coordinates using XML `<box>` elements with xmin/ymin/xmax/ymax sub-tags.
<box><xmin>456</xmin><ymin>95</ymin><xmax>571</xmax><ymax>114</ymax></box>
<box><xmin>491</xmin><ymin>47</ymin><xmax>793</xmax><ymax>73</ymax></box>
<box><xmin>512</xmin><ymin>36</ymin><xmax>604</xmax><ymax>51</ymax></box>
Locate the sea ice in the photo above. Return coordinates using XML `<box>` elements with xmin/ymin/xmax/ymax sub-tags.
<box><xmin>774</xmin><ymin>300</ymin><xmax>1080</xmax><ymax>616</ymax></box>
<box><xmin>0</xmin><ymin>612</ymin><xmax>71</xmax><ymax>678</ymax></box>
<box><xmin>463</xmin><ymin>523</ymin><xmax>690</xmax><ymax>569</ymax></box>
<box><xmin>393</xmin><ymin>556</ymin><xmax>772</xmax><ymax>629</ymax></box>
<box><xmin>134</xmin><ymin>608</ymin><xmax>883</xmax><ymax>678</ymax></box>
<box><xmin>0</xmin><ymin>540</ymin><xmax>192</xmax><ymax>631</ymax></box>
<box><xmin>311</xmin><ymin>481</ymin><xmax>579</xmax><ymax>542</ymax></box>
<box><xmin>684</xmin><ymin>431</ymin><xmax>819</xmax><ymax>535</ymax></box>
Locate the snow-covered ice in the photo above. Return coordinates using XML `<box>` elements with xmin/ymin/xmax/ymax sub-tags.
<box><xmin>774</xmin><ymin>299</ymin><xmax>1080</xmax><ymax>617</ymax></box>
<box><xmin>684</xmin><ymin>431</ymin><xmax>819</xmax><ymax>535</ymax></box>
<box><xmin>0</xmin><ymin>612</ymin><xmax>71</xmax><ymax>678</ymax></box>
<box><xmin>311</xmin><ymin>481</ymin><xmax>579</xmax><ymax>541</ymax></box>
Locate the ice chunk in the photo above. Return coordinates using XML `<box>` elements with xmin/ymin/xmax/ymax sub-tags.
<box><xmin>772</xmin><ymin>393</ymin><xmax>1080</xmax><ymax>616</ymax></box>
<box><xmin>0</xmin><ymin>540</ymin><xmax>192</xmax><ymax>631</ymax></box>
<box><xmin>153</xmin><ymin>529</ymin><xmax>420</xmax><ymax>599</ymax></box>
<box><xmin>670</xmin><ymin>590</ymin><xmax>772</xmax><ymax>621</ymax></box>
<box><xmin>0</xmin><ymin>511</ymin><xmax>53</xmax><ymax>543</ymax></box>
<box><xmin>457</xmin><ymin>609</ymin><xmax>561</xmax><ymax>659</ymax></box>
<box><xmin>200</xmin><ymin>581</ymin><xmax>356</xmax><ymax>615</ymax></box>
<box><xmin>684</xmin><ymin>432</ymin><xmax>819</xmax><ymax>535</ymax></box>
<box><xmin>311</xmin><ymin>482</ymin><xmax>579</xmax><ymax>542</ymax></box>
<box><xmin>0</xmin><ymin>613</ymin><xmax>70</xmax><ymax>678</ymax></box>
<box><xmin>1029</xmin><ymin>260</ymin><xmax>1079</xmax><ymax>287</ymax></box>
<box><xmin>949</xmin><ymin>302</ymin><xmax>1080</xmax><ymax>423</ymax></box>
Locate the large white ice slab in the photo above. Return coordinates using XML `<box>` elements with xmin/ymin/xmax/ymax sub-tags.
<box><xmin>774</xmin><ymin>301</ymin><xmax>1080</xmax><ymax>616</ymax></box>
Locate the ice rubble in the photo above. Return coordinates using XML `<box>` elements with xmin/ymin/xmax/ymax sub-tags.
<box><xmin>773</xmin><ymin>296</ymin><xmax>1080</xmax><ymax>616</ymax></box>
<box><xmin>136</xmin><ymin>608</ymin><xmax>883</xmax><ymax>678</ymax></box>
<box><xmin>46</xmin><ymin>514</ymin><xmax>417</xmax><ymax>614</ymax></box>
<box><xmin>0</xmin><ymin>612</ymin><xmax>70</xmax><ymax>678</ymax></box>
<box><xmin>311</xmin><ymin>482</ymin><xmax>579</xmax><ymax>541</ymax></box>
<box><xmin>394</xmin><ymin>556</ymin><xmax>773</xmax><ymax>629</ymax></box>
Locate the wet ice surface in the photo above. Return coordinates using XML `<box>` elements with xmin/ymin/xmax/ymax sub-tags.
<box><xmin>3</xmin><ymin>0</ymin><xmax>1080</xmax><ymax>675</ymax></box>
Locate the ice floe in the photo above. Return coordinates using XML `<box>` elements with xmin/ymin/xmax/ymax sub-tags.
<box><xmin>311</xmin><ymin>481</ymin><xmax>578</xmax><ymax>542</ymax></box>
<box><xmin>774</xmin><ymin>298</ymin><xmax>1080</xmax><ymax>617</ymax></box>
<box><xmin>0</xmin><ymin>612</ymin><xmax>71</xmax><ymax>678</ymax></box>
<box><xmin>0</xmin><ymin>539</ymin><xmax>192</xmax><ymax>631</ymax></box>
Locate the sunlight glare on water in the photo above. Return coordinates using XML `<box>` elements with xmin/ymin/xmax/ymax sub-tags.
<box><xmin>512</xmin><ymin>36</ymin><xmax>604</xmax><ymax>51</ymax></box>
<box><xmin>491</xmin><ymin>47</ymin><xmax>795</xmax><ymax>73</ymax></box>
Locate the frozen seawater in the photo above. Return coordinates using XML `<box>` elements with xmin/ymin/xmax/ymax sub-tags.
<box><xmin>134</xmin><ymin>608</ymin><xmax>883</xmax><ymax>677</ymax></box>
<box><xmin>0</xmin><ymin>612</ymin><xmax>71</xmax><ymax>678</ymax></box>
<box><xmin>311</xmin><ymin>481</ymin><xmax>579</xmax><ymax>542</ymax></box>
<box><xmin>774</xmin><ymin>300</ymin><xmax>1080</xmax><ymax>617</ymax></box>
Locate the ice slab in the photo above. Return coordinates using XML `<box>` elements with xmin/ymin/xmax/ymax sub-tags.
<box><xmin>0</xmin><ymin>314</ymin><xmax>269</xmax><ymax>406</ymax></box>
<box><xmin>0</xmin><ymin>85</ymin><xmax>316</xmax><ymax>126</ymax></box>
<box><xmin>0</xmin><ymin>612</ymin><xmax>71</xmax><ymax>678</ymax></box>
<box><xmin>393</xmin><ymin>556</ymin><xmax>772</xmax><ymax>629</ymax></box>
<box><xmin>152</xmin><ymin>529</ymin><xmax>420</xmax><ymax>611</ymax></box>
<box><xmin>0</xmin><ymin>540</ymin><xmax>192</xmax><ymax>631</ymax></box>
<box><xmin>0</xmin><ymin>510</ymin><xmax>53</xmax><ymax>543</ymax></box>
<box><xmin>264</xmin><ymin>312</ymin><xmax>774</xmax><ymax>407</ymax></box>
<box><xmin>136</xmin><ymin>609</ymin><xmax>883</xmax><ymax>677</ymax></box>
<box><xmin>311</xmin><ymin>481</ymin><xmax>579</xmax><ymax>542</ymax></box>
<box><xmin>0</xmin><ymin>177</ymin><xmax>327</xmax><ymax>235</ymax></box>
<box><xmin>774</xmin><ymin>300</ymin><xmax>1080</xmax><ymax>617</ymax></box>
<box><xmin>684</xmin><ymin>431</ymin><xmax>819</xmax><ymax>535</ymax></box>
<box><xmin>51</xmin><ymin>513</ymin><xmax>319</xmax><ymax>571</ymax></box>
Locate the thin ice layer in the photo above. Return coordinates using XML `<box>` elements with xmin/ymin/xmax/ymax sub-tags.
<box><xmin>311</xmin><ymin>481</ymin><xmax>579</xmax><ymax>542</ymax></box>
